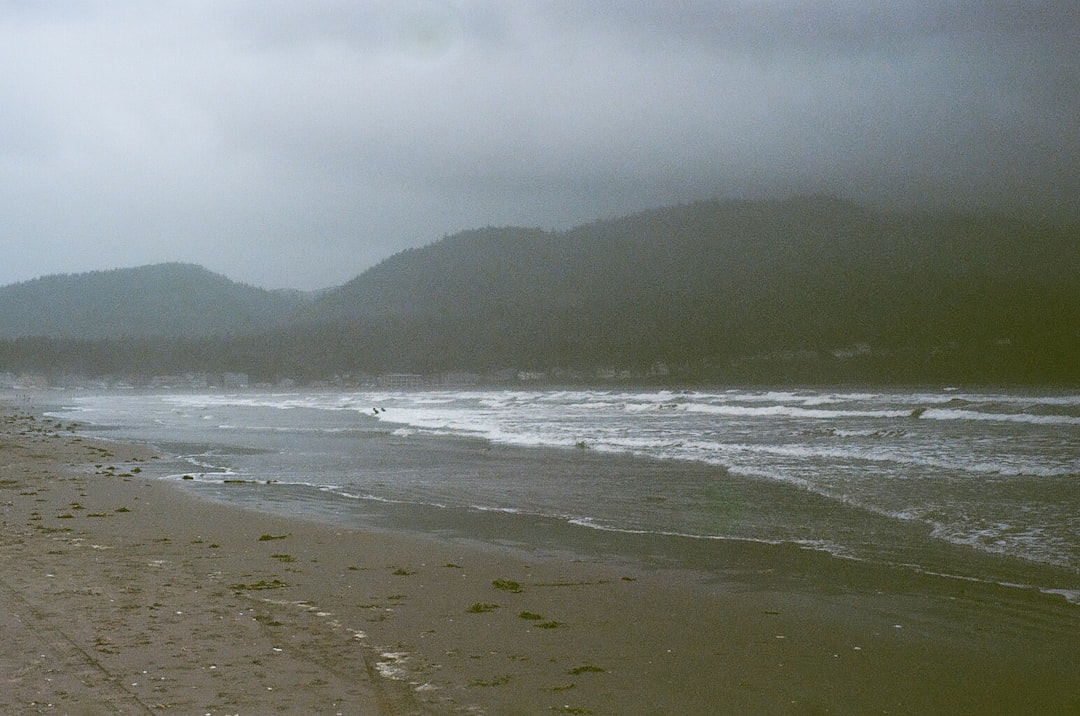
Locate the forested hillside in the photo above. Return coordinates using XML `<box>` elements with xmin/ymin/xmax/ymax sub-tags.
<box><xmin>289</xmin><ymin>197</ymin><xmax>1079</xmax><ymax>381</ymax></box>
<box><xmin>0</xmin><ymin>263</ymin><xmax>308</xmax><ymax>339</ymax></box>
<box><xmin>1</xmin><ymin>199</ymin><xmax>1077</xmax><ymax>384</ymax></box>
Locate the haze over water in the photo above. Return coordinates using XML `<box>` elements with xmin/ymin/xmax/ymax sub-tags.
<box><xmin>52</xmin><ymin>387</ymin><xmax>1080</xmax><ymax>602</ymax></box>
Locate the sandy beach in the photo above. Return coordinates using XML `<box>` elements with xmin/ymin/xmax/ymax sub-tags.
<box><xmin>2</xmin><ymin>399</ymin><xmax>1079</xmax><ymax>715</ymax></box>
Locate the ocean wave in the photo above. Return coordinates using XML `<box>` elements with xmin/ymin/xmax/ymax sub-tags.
<box><xmin>682</xmin><ymin>403</ymin><xmax>910</xmax><ymax>419</ymax></box>
<box><xmin>1041</xmin><ymin>588</ymin><xmax>1080</xmax><ymax>606</ymax></box>
<box><xmin>55</xmin><ymin>388</ymin><xmax>1080</xmax><ymax>581</ymax></box>
<box><xmin>931</xmin><ymin>526</ymin><xmax>1075</xmax><ymax>570</ymax></box>
<box><xmin>328</xmin><ymin>489</ymin><xmax>447</xmax><ymax>509</ymax></box>
<box><xmin>564</xmin><ymin>516</ymin><xmax>862</xmax><ymax>559</ymax></box>
<box><xmin>921</xmin><ymin>408</ymin><xmax>1080</xmax><ymax>426</ymax></box>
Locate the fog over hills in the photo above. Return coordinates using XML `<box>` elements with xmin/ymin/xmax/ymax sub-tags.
<box><xmin>1</xmin><ymin>198</ymin><xmax>1077</xmax><ymax>384</ymax></box>
<box><xmin>0</xmin><ymin>263</ymin><xmax>309</xmax><ymax>340</ymax></box>
<box><xmin>291</xmin><ymin>197</ymin><xmax>1078</xmax><ymax>380</ymax></box>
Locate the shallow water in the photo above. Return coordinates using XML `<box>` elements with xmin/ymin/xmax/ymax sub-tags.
<box><xmin>50</xmin><ymin>387</ymin><xmax>1080</xmax><ymax>599</ymax></box>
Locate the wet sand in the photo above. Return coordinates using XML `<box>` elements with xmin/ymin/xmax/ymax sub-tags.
<box><xmin>1</xmin><ymin>401</ymin><xmax>1079</xmax><ymax>714</ymax></box>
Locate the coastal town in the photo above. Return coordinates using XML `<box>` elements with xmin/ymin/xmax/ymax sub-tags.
<box><xmin>0</xmin><ymin>363</ymin><xmax>678</xmax><ymax>392</ymax></box>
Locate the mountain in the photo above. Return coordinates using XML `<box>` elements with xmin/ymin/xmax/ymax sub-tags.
<box><xmin>291</xmin><ymin>197</ymin><xmax>1079</xmax><ymax>381</ymax></box>
<box><xmin>1</xmin><ymin>199</ymin><xmax>1077</xmax><ymax>384</ymax></box>
<box><xmin>0</xmin><ymin>263</ymin><xmax>309</xmax><ymax>340</ymax></box>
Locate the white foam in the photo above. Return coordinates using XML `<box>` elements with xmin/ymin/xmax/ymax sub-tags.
<box><xmin>1041</xmin><ymin>588</ymin><xmax>1080</xmax><ymax>606</ymax></box>
<box><xmin>921</xmin><ymin>408</ymin><xmax>1080</xmax><ymax>426</ymax></box>
<box><xmin>682</xmin><ymin>403</ymin><xmax>909</xmax><ymax>420</ymax></box>
<box><xmin>57</xmin><ymin>387</ymin><xmax>1080</xmax><ymax>578</ymax></box>
<box><xmin>565</xmin><ymin>517</ymin><xmax>858</xmax><ymax>559</ymax></box>
<box><xmin>471</xmin><ymin>504</ymin><xmax>522</xmax><ymax>514</ymax></box>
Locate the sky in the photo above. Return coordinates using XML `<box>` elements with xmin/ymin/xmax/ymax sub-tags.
<box><xmin>2</xmin><ymin>1</ymin><xmax>1077</xmax><ymax>290</ymax></box>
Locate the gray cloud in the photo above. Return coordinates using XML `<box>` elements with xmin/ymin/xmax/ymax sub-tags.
<box><xmin>1</xmin><ymin>1</ymin><xmax>1076</xmax><ymax>289</ymax></box>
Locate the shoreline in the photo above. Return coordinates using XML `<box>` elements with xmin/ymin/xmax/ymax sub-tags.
<box><xmin>2</xmin><ymin>402</ymin><xmax>1079</xmax><ymax>714</ymax></box>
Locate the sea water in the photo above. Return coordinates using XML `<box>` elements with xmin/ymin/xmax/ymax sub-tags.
<box><xmin>50</xmin><ymin>388</ymin><xmax>1080</xmax><ymax>598</ymax></box>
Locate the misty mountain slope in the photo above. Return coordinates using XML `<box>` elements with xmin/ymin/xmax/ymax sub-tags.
<box><xmin>294</xmin><ymin>198</ymin><xmax>1079</xmax><ymax>372</ymax></box>
<box><xmin>296</xmin><ymin>226</ymin><xmax>564</xmax><ymax>321</ymax></box>
<box><xmin>1</xmin><ymin>199</ymin><xmax>1076</xmax><ymax>384</ymax></box>
<box><xmin>0</xmin><ymin>263</ymin><xmax>309</xmax><ymax>340</ymax></box>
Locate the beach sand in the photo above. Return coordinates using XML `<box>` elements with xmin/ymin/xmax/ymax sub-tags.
<box><xmin>1</xmin><ymin>401</ymin><xmax>1078</xmax><ymax>715</ymax></box>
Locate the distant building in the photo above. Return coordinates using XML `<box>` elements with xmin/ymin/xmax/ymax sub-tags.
<box><xmin>485</xmin><ymin>368</ymin><xmax>519</xmax><ymax>383</ymax></box>
<box><xmin>222</xmin><ymin>372</ymin><xmax>249</xmax><ymax>389</ymax></box>
<box><xmin>830</xmin><ymin>343</ymin><xmax>871</xmax><ymax>360</ymax></box>
<box><xmin>549</xmin><ymin>367</ymin><xmax>586</xmax><ymax>382</ymax></box>
<box><xmin>149</xmin><ymin>373</ymin><xmax>211</xmax><ymax>389</ymax></box>
<box><xmin>379</xmin><ymin>373</ymin><xmax>425</xmax><ymax>389</ymax></box>
<box><xmin>15</xmin><ymin>374</ymin><xmax>48</xmax><ymax>389</ymax></box>
<box><xmin>648</xmin><ymin>362</ymin><xmax>671</xmax><ymax>377</ymax></box>
<box><xmin>596</xmin><ymin>368</ymin><xmax>631</xmax><ymax>380</ymax></box>
<box><xmin>440</xmin><ymin>372</ymin><xmax>481</xmax><ymax>386</ymax></box>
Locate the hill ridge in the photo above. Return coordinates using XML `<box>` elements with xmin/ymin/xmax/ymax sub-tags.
<box><xmin>0</xmin><ymin>262</ymin><xmax>309</xmax><ymax>340</ymax></box>
<box><xmin>0</xmin><ymin>197</ymin><xmax>1077</xmax><ymax>384</ymax></box>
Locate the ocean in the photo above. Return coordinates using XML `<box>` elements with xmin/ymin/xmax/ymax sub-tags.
<box><xmin>48</xmin><ymin>387</ymin><xmax>1080</xmax><ymax>602</ymax></box>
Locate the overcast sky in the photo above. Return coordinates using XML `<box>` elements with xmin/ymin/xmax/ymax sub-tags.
<box><xmin>2</xmin><ymin>1</ymin><xmax>1077</xmax><ymax>290</ymax></box>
